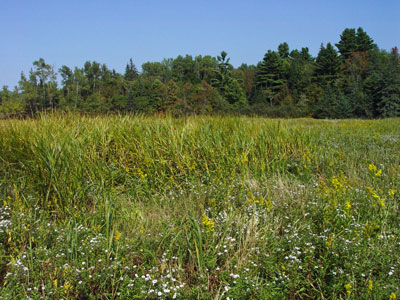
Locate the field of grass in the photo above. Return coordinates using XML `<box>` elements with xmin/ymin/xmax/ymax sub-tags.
<box><xmin>0</xmin><ymin>114</ymin><xmax>399</xmax><ymax>299</ymax></box>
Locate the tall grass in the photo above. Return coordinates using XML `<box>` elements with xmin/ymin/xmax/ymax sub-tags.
<box><xmin>0</xmin><ymin>114</ymin><xmax>399</xmax><ymax>299</ymax></box>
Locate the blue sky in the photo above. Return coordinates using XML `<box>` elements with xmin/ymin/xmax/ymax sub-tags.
<box><xmin>1</xmin><ymin>0</ymin><xmax>399</xmax><ymax>88</ymax></box>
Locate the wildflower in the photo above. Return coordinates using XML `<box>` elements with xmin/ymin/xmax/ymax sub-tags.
<box><xmin>114</xmin><ymin>230</ymin><xmax>122</xmax><ymax>241</ymax></box>
<box><xmin>63</xmin><ymin>283</ymin><xmax>72</xmax><ymax>293</ymax></box>
<box><xmin>201</xmin><ymin>214</ymin><xmax>215</xmax><ymax>232</ymax></box>
<box><xmin>368</xmin><ymin>279</ymin><xmax>373</xmax><ymax>291</ymax></box>
<box><xmin>374</xmin><ymin>169</ymin><xmax>382</xmax><ymax>177</ymax></box>
<box><xmin>345</xmin><ymin>201</ymin><xmax>351</xmax><ymax>210</ymax></box>
<box><xmin>389</xmin><ymin>189</ymin><xmax>395</xmax><ymax>197</ymax></box>
<box><xmin>265</xmin><ymin>196</ymin><xmax>274</xmax><ymax>212</ymax></box>
<box><xmin>368</xmin><ymin>164</ymin><xmax>377</xmax><ymax>173</ymax></box>
<box><xmin>241</xmin><ymin>152</ymin><xmax>248</xmax><ymax>163</ymax></box>
<box><xmin>331</xmin><ymin>176</ymin><xmax>342</xmax><ymax>190</ymax></box>
<box><xmin>326</xmin><ymin>235</ymin><xmax>334</xmax><ymax>249</ymax></box>
<box><xmin>390</xmin><ymin>293</ymin><xmax>397</xmax><ymax>300</ymax></box>
<box><xmin>345</xmin><ymin>283</ymin><xmax>352</xmax><ymax>295</ymax></box>
<box><xmin>366</xmin><ymin>186</ymin><xmax>385</xmax><ymax>207</ymax></box>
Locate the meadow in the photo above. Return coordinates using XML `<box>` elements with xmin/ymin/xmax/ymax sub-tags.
<box><xmin>0</xmin><ymin>114</ymin><xmax>399</xmax><ymax>299</ymax></box>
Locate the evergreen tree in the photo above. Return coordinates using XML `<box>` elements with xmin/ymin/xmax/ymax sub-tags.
<box><xmin>355</xmin><ymin>27</ymin><xmax>375</xmax><ymax>52</ymax></box>
<box><xmin>314</xmin><ymin>85</ymin><xmax>352</xmax><ymax>118</ymax></box>
<box><xmin>336</xmin><ymin>28</ymin><xmax>357</xmax><ymax>59</ymax></box>
<box><xmin>164</xmin><ymin>80</ymin><xmax>180</xmax><ymax>112</ymax></box>
<box><xmin>336</xmin><ymin>27</ymin><xmax>375</xmax><ymax>59</ymax></box>
<box><xmin>315</xmin><ymin>43</ymin><xmax>341</xmax><ymax>83</ymax></box>
<box><xmin>212</xmin><ymin>51</ymin><xmax>246</xmax><ymax>106</ymax></box>
<box><xmin>124</xmin><ymin>58</ymin><xmax>138</xmax><ymax>81</ymax></box>
<box><xmin>255</xmin><ymin>50</ymin><xmax>286</xmax><ymax>104</ymax></box>
<box><xmin>301</xmin><ymin>47</ymin><xmax>313</xmax><ymax>62</ymax></box>
<box><xmin>278</xmin><ymin>42</ymin><xmax>290</xmax><ymax>59</ymax></box>
<box><xmin>377</xmin><ymin>48</ymin><xmax>400</xmax><ymax>117</ymax></box>
<box><xmin>287</xmin><ymin>52</ymin><xmax>314</xmax><ymax>103</ymax></box>
<box><xmin>32</xmin><ymin>58</ymin><xmax>58</xmax><ymax>110</ymax></box>
<box><xmin>126</xmin><ymin>86</ymin><xmax>136</xmax><ymax>112</ymax></box>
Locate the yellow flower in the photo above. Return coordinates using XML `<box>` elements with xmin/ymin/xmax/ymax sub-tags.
<box><xmin>265</xmin><ymin>196</ymin><xmax>274</xmax><ymax>212</ymax></box>
<box><xmin>368</xmin><ymin>279</ymin><xmax>373</xmax><ymax>291</ymax></box>
<box><xmin>241</xmin><ymin>152</ymin><xmax>248</xmax><ymax>163</ymax></box>
<box><xmin>201</xmin><ymin>214</ymin><xmax>215</xmax><ymax>232</ymax></box>
<box><xmin>389</xmin><ymin>189</ymin><xmax>395</xmax><ymax>197</ymax></box>
<box><xmin>366</xmin><ymin>186</ymin><xmax>385</xmax><ymax>207</ymax></box>
<box><xmin>114</xmin><ymin>230</ymin><xmax>122</xmax><ymax>241</ymax></box>
<box><xmin>345</xmin><ymin>283</ymin><xmax>352</xmax><ymax>295</ymax></box>
<box><xmin>368</xmin><ymin>164</ymin><xmax>377</xmax><ymax>172</ymax></box>
<box><xmin>326</xmin><ymin>235</ymin><xmax>334</xmax><ymax>249</ymax></box>
<box><xmin>63</xmin><ymin>282</ymin><xmax>72</xmax><ymax>294</ymax></box>
<box><xmin>345</xmin><ymin>201</ymin><xmax>351</xmax><ymax>210</ymax></box>
<box><xmin>390</xmin><ymin>292</ymin><xmax>397</xmax><ymax>300</ymax></box>
<box><xmin>375</xmin><ymin>169</ymin><xmax>382</xmax><ymax>177</ymax></box>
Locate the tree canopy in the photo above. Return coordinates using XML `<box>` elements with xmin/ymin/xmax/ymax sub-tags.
<box><xmin>1</xmin><ymin>27</ymin><xmax>399</xmax><ymax>119</ymax></box>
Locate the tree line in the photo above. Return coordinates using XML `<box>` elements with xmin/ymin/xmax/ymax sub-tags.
<box><xmin>1</xmin><ymin>27</ymin><xmax>399</xmax><ymax>118</ymax></box>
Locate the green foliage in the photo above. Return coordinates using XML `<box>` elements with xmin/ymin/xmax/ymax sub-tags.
<box><xmin>314</xmin><ymin>85</ymin><xmax>353</xmax><ymax>118</ymax></box>
<box><xmin>315</xmin><ymin>43</ymin><xmax>341</xmax><ymax>84</ymax></box>
<box><xmin>0</xmin><ymin>87</ymin><xmax>25</xmax><ymax>114</ymax></box>
<box><xmin>0</xmin><ymin>27</ymin><xmax>397</xmax><ymax>119</ymax></box>
<box><xmin>211</xmin><ymin>51</ymin><xmax>247</xmax><ymax>107</ymax></box>
<box><xmin>336</xmin><ymin>27</ymin><xmax>375</xmax><ymax>59</ymax></box>
<box><xmin>172</xmin><ymin>55</ymin><xmax>197</xmax><ymax>83</ymax></box>
<box><xmin>255</xmin><ymin>50</ymin><xmax>287</xmax><ymax>105</ymax></box>
<box><xmin>376</xmin><ymin>48</ymin><xmax>400</xmax><ymax>117</ymax></box>
<box><xmin>124</xmin><ymin>58</ymin><xmax>138</xmax><ymax>81</ymax></box>
<box><xmin>1</xmin><ymin>115</ymin><xmax>400</xmax><ymax>299</ymax></box>
<box><xmin>142</xmin><ymin>61</ymin><xmax>171</xmax><ymax>83</ymax></box>
<box><xmin>278</xmin><ymin>42</ymin><xmax>290</xmax><ymax>58</ymax></box>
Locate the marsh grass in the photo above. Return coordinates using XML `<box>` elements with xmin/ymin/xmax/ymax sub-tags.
<box><xmin>0</xmin><ymin>113</ymin><xmax>399</xmax><ymax>299</ymax></box>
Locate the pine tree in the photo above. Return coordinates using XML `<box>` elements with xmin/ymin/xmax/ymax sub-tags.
<box><xmin>336</xmin><ymin>27</ymin><xmax>375</xmax><ymax>59</ymax></box>
<box><xmin>336</xmin><ymin>28</ymin><xmax>357</xmax><ymax>59</ymax></box>
<box><xmin>356</xmin><ymin>27</ymin><xmax>375</xmax><ymax>52</ymax></box>
<box><xmin>278</xmin><ymin>42</ymin><xmax>290</xmax><ymax>59</ymax></box>
<box><xmin>255</xmin><ymin>50</ymin><xmax>286</xmax><ymax>104</ymax></box>
<box><xmin>126</xmin><ymin>86</ymin><xmax>136</xmax><ymax>112</ymax></box>
<box><xmin>315</xmin><ymin>43</ymin><xmax>340</xmax><ymax>83</ymax></box>
<box><xmin>377</xmin><ymin>48</ymin><xmax>400</xmax><ymax>117</ymax></box>
<box><xmin>211</xmin><ymin>51</ymin><xmax>247</xmax><ymax>106</ymax></box>
<box><xmin>314</xmin><ymin>85</ymin><xmax>352</xmax><ymax>118</ymax></box>
<box><xmin>124</xmin><ymin>58</ymin><xmax>138</xmax><ymax>81</ymax></box>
